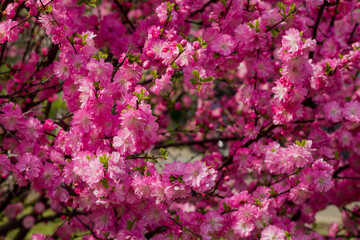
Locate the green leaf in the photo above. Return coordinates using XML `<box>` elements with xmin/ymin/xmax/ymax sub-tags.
<box><xmin>169</xmin><ymin>175</ymin><xmax>177</xmax><ymax>183</ymax></box>
<box><xmin>192</xmin><ymin>53</ymin><xmax>198</xmax><ymax>62</ymax></box>
<box><xmin>176</xmin><ymin>43</ymin><xmax>184</xmax><ymax>52</ymax></box>
<box><xmin>192</xmin><ymin>70</ymin><xmax>200</xmax><ymax>79</ymax></box>
<box><xmin>285</xmin><ymin>231</ymin><xmax>292</xmax><ymax>240</ymax></box>
<box><xmin>208</xmin><ymin>18</ymin><xmax>218</xmax><ymax>23</ymax></box>
<box><xmin>99</xmin><ymin>154</ymin><xmax>111</xmax><ymax>169</ymax></box>
<box><xmin>171</xmin><ymin>62</ymin><xmax>179</xmax><ymax>69</ymax></box>
<box><xmin>151</xmin><ymin>70</ymin><xmax>159</xmax><ymax>79</ymax></box>
<box><xmin>100</xmin><ymin>178</ymin><xmax>109</xmax><ymax>189</ymax></box>
<box><xmin>213</xmin><ymin>52</ymin><xmax>220</xmax><ymax>58</ymax></box>
<box><xmin>160</xmin><ymin>148</ymin><xmax>168</xmax><ymax>160</ymax></box>
<box><xmin>202</xmin><ymin>76</ymin><xmax>214</xmax><ymax>82</ymax></box>
<box><xmin>247</xmin><ymin>22</ymin><xmax>255</xmax><ymax>29</ymax></box>
<box><xmin>289</xmin><ymin>3</ymin><xmax>296</xmax><ymax>11</ymax></box>
<box><xmin>325</xmin><ymin>62</ymin><xmax>333</xmax><ymax>75</ymax></box>
<box><xmin>223</xmin><ymin>202</ymin><xmax>230</xmax><ymax>212</ymax></box>
<box><xmin>189</xmin><ymin>78</ymin><xmax>198</xmax><ymax>85</ymax></box>
<box><xmin>220</xmin><ymin>0</ymin><xmax>227</xmax><ymax>7</ymax></box>
<box><xmin>253</xmin><ymin>198</ymin><xmax>262</xmax><ymax>207</ymax></box>
<box><xmin>270</xmin><ymin>28</ymin><xmax>279</xmax><ymax>37</ymax></box>
<box><xmin>126</xmin><ymin>218</ymin><xmax>137</xmax><ymax>230</ymax></box>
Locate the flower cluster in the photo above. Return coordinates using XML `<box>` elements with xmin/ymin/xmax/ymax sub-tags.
<box><xmin>0</xmin><ymin>0</ymin><xmax>359</xmax><ymax>239</ymax></box>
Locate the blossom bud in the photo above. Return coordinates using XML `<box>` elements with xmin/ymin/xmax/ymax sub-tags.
<box><xmin>143</xmin><ymin>60</ymin><xmax>150</xmax><ymax>69</ymax></box>
<box><xmin>60</xmin><ymin>215</ymin><xmax>66</xmax><ymax>220</ymax></box>
<box><xmin>74</xmin><ymin>37</ymin><xmax>82</xmax><ymax>45</ymax></box>
<box><xmin>162</xmin><ymin>47</ymin><xmax>169</xmax><ymax>52</ymax></box>
<box><xmin>166</xmin><ymin>67</ymin><xmax>174</xmax><ymax>75</ymax></box>
<box><xmin>146</xmin><ymin>51</ymin><xmax>154</xmax><ymax>58</ymax></box>
<box><xmin>34</xmin><ymin>202</ymin><xmax>45</xmax><ymax>214</ymax></box>
<box><xmin>41</xmin><ymin>48</ymin><xmax>48</xmax><ymax>56</ymax></box>
<box><xmin>44</xmin><ymin>119</ymin><xmax>56</xmax><ymax>132</ymax></box>
<box><xmin>26</xmin><ymin>98</ymin><xmax>31</xmax><ymax>104</ymax></box>
<box><xmin>29</xmin><ymin>7</ymin><xmax>37</xmax><ymax>17</ymax></box>
<box><xmin>24</xmin><ymin>22</ymin><xmax>30</xmax><ymax>29</ymax></box>
<box><xmin>175</xmin><ymin>102</ymin><xmax>181</xmax><ymax>110</ymax></box>
<box><xmin>180</xmin><ymin>39</ymin><xmax>187</xmax><ymax>46</ymax></box>
<box><xmin>224</xmin><ymin>176</ymin><xmax>230</xmax><ymax>181</ymax></box>
<box><xmin>193</xmin><ymin>41</ymin><xmax>201</xmax><ymax>49</ymax></box>
<box><xmin>168</xmin><ymin>34</ymin><xmax>175</xmax><ymax>41</ymax></box>
<box><xmin>22</xmin><ymin>216</ymin><xmax>35</xmax><ymax>229</ymax></box>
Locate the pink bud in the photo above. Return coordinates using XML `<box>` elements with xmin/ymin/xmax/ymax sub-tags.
<box><xmin>22</xmin><ymin>216</ymin><xmax>35</xmax><ymax>229</ymax></box>
<box><xmin>162</xmin><ymin>47</ymin><xmax>169</xmax><ymax>52</ymax></box>
<box><xmin>25</xmin><ymin>98</ymin><xmax>31</xmax><ymax>104</ymax></box>
<box><xmin>224</xmin><ymin>176</ymin><xmax>230</xmax><ymax>181</ymax></box>
<box><xmin>146</xmin><ymin>51</ymin><xmax>154</xmax><ymax>58</ymax></box>
<box><xmin>174</xmin><ymin>102</ymin><xmax>181</xmax><ymax>110</ymax></box>
<box><xmin>60</xmin><ymin>215</ymin><xmax>66</xmax><ymax>220</ymax></box>
<box><xmin>29</xmin><ymin>7</ymin><xmax>37</xmax><ymax>17</ymax></box>
<box><xmin>193</xmin><ymin>41</ymin><xmax>201</xmax><ymax>49</ymax></box>
<box><xmin>143</xmin><ymin>60</ymin><xmax>150</xmax><ymax>69</ymax></box>
<box><xmin>34</xmin><ymin>202</ymin><xmax>45</xmax><ymax>214</ymax></box>
<box><xmin>74</xmin><ymin>37</ymin><xmax>82</xmax><ymax>45</ymax></box>
<box><xmin>24</xmin><ymin>22</ymin><xmax>30</xmax><ymax>29</ymax></box>
<box><xmin>228</xmin><ymin>164</ymin><xmax>234</xmax><ymax>170</ymax></box>
<box><xmin>180</xmin><ymin>39</ymin><xmax>187</xmax><ymax>46</ymax></box>
<box><xmin>168</xmin><ymin>34</ymin><xmax>175</xmax><ymax>41</ymax></box>
<box><xmin>41</xmin><ymin>48</ymin><xmax>48</xmax><ymax>56</ymax></box>
<box><xmin>166</xmin><ymin>67</ymin><xmax>174</xmax><ymax>75</ymax></box>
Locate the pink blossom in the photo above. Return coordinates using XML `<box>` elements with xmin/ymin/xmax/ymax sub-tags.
<box><xmin>0</xmin><ymin>102</ymin><xmax>23</xmax><ymax>131</ymax></box>
<box><xmin>15</xmin><ymin>153</ymin><xmax>42</xmax><ymax>180</ymax></box>
<box><xmin>261</xmin><ymin>225</ymin><xmax>286</xmax><ymax>240</ymax></box>
<box><xmin>281</xmin><ymin>28</ymin><xmax>302</xmax><ymax>54</ymax></box>
<box><xmin>324</xmin><ymin>101</ymin><xmax>342</xmax><ymax>122</ymax></box>
<box><xmin>210</xmin><ymin>34</ymin><xmax>237</xmax><ymax>56</ymax></box>
<box><xmin>343</xmin><ymin>101</ymin><xmax>360</xmax><ymax>122</ymax></box>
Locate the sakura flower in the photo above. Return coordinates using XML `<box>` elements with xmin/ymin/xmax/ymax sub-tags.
<box><xmin>210</xmin><ymin>34</ymin><xmax>237</xmax><ymax>56</ymax></box>
<box><xmin>86</xmin><ymin>58</ymin><xmax>113</xmax><ymax>84</ymax></box>
<box><xmin>15</xmin><ymin>153</ymin><xmax>42</xmax><ymax>180</ymax></box>
<box><xmin>53</xmin><ymin>61</ymin><xmax>70</xmax><ymax>80</ymax></box>
<box><xmin>234</xmin><ymin>219</ymin><xmax>254</xmax><ymax>237</ymax></box>
<box><xmin>156</xmin><ymin>2</ymin><xmax>177</xmax><ymax>24</ymax></box>
<box><xmin>0</xmin><ymin>102</ymin><xmax>23</xmax><ymax>131</ymax></box>
<box><xmin>282</xmin><ymin>28</ymin><xmax>302</xmax><ymax>53</ymax></box>
<box><xmin>182</xmin><ymin>161</ymin><xmax>209</xmax><ymax>189</ymax></box>
<box><xmin>261</xmin><ymin>225</ymin><xmax>286</xmax><ymax>240</ymax></box>
<box><xmin>343</xmin><ymin>101</ymin><xmax>360</xmax><ymax>122</ymax></box>
<box><xmin>324</xmin><ymin>101</ymin><xmax>342</xmax><ymax>122</ymax></box>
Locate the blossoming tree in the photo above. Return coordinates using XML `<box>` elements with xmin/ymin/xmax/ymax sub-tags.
<box><xmin>0</xmin><ymin>0</ymin><xmax>359</xmax><ymax>239</ymax></box>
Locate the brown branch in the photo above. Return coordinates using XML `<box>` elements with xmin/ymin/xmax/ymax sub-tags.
<box><xmin>309</xmin><ymin>1</ymin><xmax>327</xmax><ymax>59</ymax></box>
<box><xmin>169</xmin><ymin>217</ymin><xmax>202</xmax><ymax>239</ymax></box>
<box><xmin>111</xmin><ymin>48</ymin><xmax>131</xmax><ymax>82</ymax></box>
<box><xmin>113</xmin><ymin>0</ymin><xmax>135</xmax><ymax>31</ymax></box>
<box><xmin>189</xmin><ymin>0</ymin><xmax>216</xmax><ymax>17</ymax></box>
<box><xmin>348</xmin><ymin>23</ymin><xmax>359</xmax><ymax>45</ymax></box>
